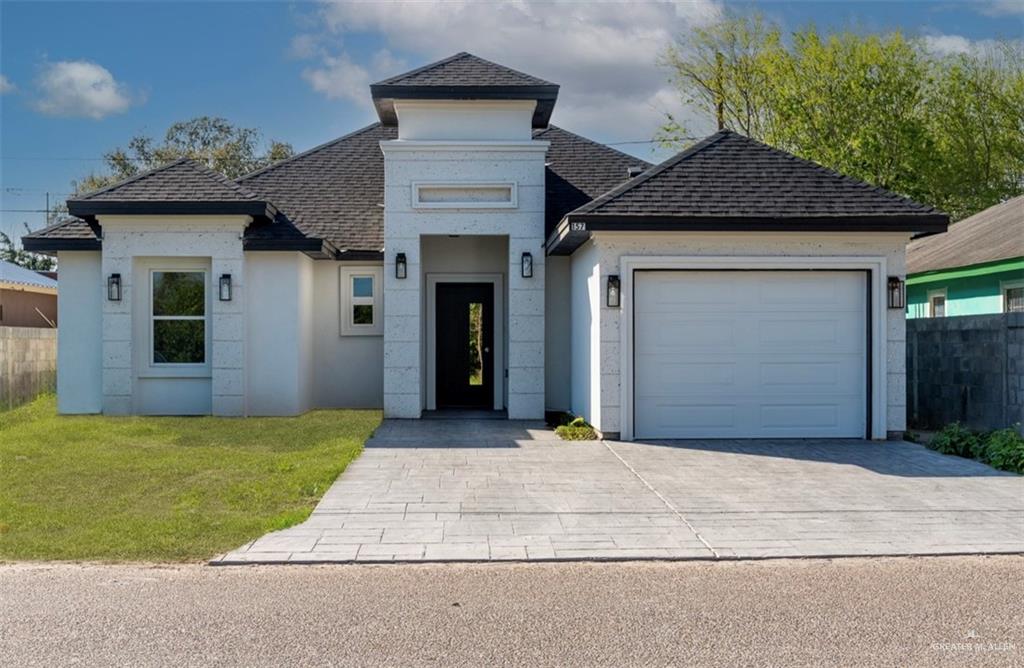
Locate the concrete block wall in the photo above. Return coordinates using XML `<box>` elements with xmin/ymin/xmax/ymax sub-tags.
<box><xmin>574</xmin><ymin>231</ymin><xmax>911</xmax><ymax>438</ymax></box>
<box><xmin>0</xmin><ymin>326</ymin><xmax>56</xmax><ymax>409</ymax></box>
<box><xmin>908</xmin><ymin>312</ymin><xmax>1024</xmax><ymax>433</ymax></box>
<box><xmin>381</xmin><ymin>141</ymin><xmax>549</xmax><ymax>419</ymax></box>
<box><xmin>99</xmin><ymin>216</ymin><xmax>248</xmax><ymax>415</ymax></box>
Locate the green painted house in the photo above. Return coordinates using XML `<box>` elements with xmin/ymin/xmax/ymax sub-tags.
<box><xmin>907</xmin><ymin>196</ymin><xmax>1023</xmax><ymax>318</ymax></box>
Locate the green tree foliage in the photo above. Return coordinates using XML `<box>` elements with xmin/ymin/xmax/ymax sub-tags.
<box><xmin>0</xmin><ymin>231</ymin><xmax>55</xmax><ymax>271</ymax></box>
<box><xmin>660</xmin><ymin>15</ymin><xmax>1024</xmax><ymax>220</ymax></box>
<box><xmin>74</xmin><ymin>116</ymin><xmax>294</xmax><ymax>194</ymax></box>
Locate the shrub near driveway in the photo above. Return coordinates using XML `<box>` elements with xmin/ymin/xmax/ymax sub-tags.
<box><xmin>925</xmin><ymin>422</ymin><xmax>1024</xmax><ymax>475</ymax></box>
<box><xmin>0</xmin><ymin>396</ymin><xmax>380</xmax><ymax>562</ymax></box>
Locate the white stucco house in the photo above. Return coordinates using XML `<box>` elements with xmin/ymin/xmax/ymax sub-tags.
<box><xmin>25</xmin><ymin>53</ymin><xmax>948</xmax><ymax>440</ymax></box>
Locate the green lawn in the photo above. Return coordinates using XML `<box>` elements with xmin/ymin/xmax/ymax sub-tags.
<box><xmin>0</xmin><ymin>396</ymin><xmax>380</xmax><ymax>562</ymax></box>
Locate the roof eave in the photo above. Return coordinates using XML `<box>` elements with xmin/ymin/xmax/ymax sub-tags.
<box><xmin>545</xmin><ymin>213</ymin><xmax>951</xmax><ymax>255</ymax></box>
<box><xmin>371</xmin><ymin>84</ymin><xmax>559</xmax><ymax>128</ymax></box>
<box><xmin>21</xmin><ymin>237</ymin><xmax>102</xmax><ymax>253</ymax></box>
<box><xmin>67</xmin><ymin>199</ymin><xmax>278</xmax><ymax>221</ymax></box>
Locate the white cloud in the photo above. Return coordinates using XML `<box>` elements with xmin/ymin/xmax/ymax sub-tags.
<box><xmin>922</xmin><ymin>34</ymin><xmax>975</xmax><ymax>56</ymax></box>
<box><xmin>295</xmin><ymin>0</ymin><xmax>722</xmax><ymax>150</ymax></box>
<box><xmin>921</xmin><ymin>32</ymin><xmax>1021</xmax><ymax>57</ymax></box>
<box><xmin>302</xmin><ymin>48</ymin><xmax>405</xmax><ymax>107</ymax></box>
<box><xmin>33</xmin><ymin>60</ymin><xmax>134</xmax><ymax>119</ymax></box>
<box><xmin>0</xmin><ymin>74</ymin><xmax>14</xmax><ymax>94</ymax></box>
<box><xmin>981</xmin><ymin>0</ymin><xmax>1024</xmax><ymax>15</ymax></box>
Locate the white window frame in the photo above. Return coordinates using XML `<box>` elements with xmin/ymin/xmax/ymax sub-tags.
<box><xmin>340</xmin><ymin>266</ymin><xmax>383</xmax><ymax>336</ymax></box>
<box><xmin>411</xmin><ymin>182</ymin><xmax>517</xmax><ymax>209</ymax></box>
<box><xmin>927</xmin><ymin>288</ymin><xmax>948</xmax><ymax>318</ymax></box>
<box><xmin>1001</xmin><ymin>279</ymin><xmax>1024</xmax><ymax>314</ymax></box>
<box><xmin>149</xmin><ymin>269</ymin><xmax>208</xmax><ymax>367</ymax></box>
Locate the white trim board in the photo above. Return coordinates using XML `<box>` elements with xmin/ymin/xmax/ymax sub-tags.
<box><xmin>425</xmin><ymin>273</ymin><xmax>505</xmax><ymax>411</ymax></box>
<box><xmin>618</xmin><ymin>255</ymin><xmax>889</xmax><ymax>441</ymax></box>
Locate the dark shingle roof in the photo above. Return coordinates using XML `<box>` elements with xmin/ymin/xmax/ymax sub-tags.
<box><xmin>546</xmin><ymin>130</ymin><xmax>949</xmax><ymax>254</ymax></box>
<box><xmin>907</xmin><ymin>196</ymin><xmax>1023</xmax><ymax>275</ymax></box>
<box><xmin>21</xmin><ymin>218</ymin><xmax>101</xmax><ymax>251</ymax></box>
<box><xmin>535</xmin><ymin>126</ymin><xmax>651</xmax><ymax>236</ymax></box>
<box><xmin>25</xmin><ymin>122</ymin><xmax>640</xmax><ymax>256</ymax></box>
<box><xmin>373</xmin><ymin>52</ymin><xmax>554</xmax><ymax>87</ymax></box>
<box><xmin>65</xmin><ymin>158</ymin><xmax>277</xmax><ymax>222</ymax></box>
<box><xmin>572</xmin><ymin>130</ymin><xmax>943</xmax><ymax>218</ymax></box>
<box><xmin>74</xmin><ymin>158</ymin><xmax>261</xmax><ymax>202</ymax></box>
<box><xmin>370</xmin><ymin>52</ymin><xmax>559</xmax><ymax>128</ymax></box>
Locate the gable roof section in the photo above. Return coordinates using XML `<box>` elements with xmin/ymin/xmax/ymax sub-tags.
<box><xmin>21</xmin><ymin>217</ymin><xmax>101</xmax><ymax>252</ymax></box>
<box><xmin>66</xmin><ymin>158</ymin><xmax>277</xmax><ymax>220</ymax></box>
<box><xmin>370</xmin><ymin>52</ymin><xmax>559</xmax><ymax>128</ymax></box>
<box><xmin>547</xmin><ymin>130</ymin><xmax>949</xmax><ymax>254</ymax></box>
<box><xmin>907</xmin><ymin>196</ymin><xmax>1023</xmax><ymax>275</ymax></box>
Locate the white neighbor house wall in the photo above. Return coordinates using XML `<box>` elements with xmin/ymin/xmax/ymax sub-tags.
<box><xmin>55</xmin><ymin>251</ymin><xmax>103</xmax><ymax>413</ymax></box>
<box><xmin>381</xmin><ymin>101</ymin><xmax>549</xmax><ymax>419</ymax></box>
<box><xmin>570</xmin><ymin>232</ymin><xmax>912</xmax><ymax>439</ymax></box>
<box><xmin>99</xmin><ymin>216</ymin><xmax>247</xmax><ymax>416</ymax></box>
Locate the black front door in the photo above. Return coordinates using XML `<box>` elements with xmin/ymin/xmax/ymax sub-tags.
<box><xmin>436</xmin><ymin>283</ymin><xmax>494</xmax><ymax>409</ymax></box>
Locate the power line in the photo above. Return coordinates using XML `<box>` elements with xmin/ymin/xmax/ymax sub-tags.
<box><xmin>0</xmin><ymin>156</ymin><xmax>111</xmax><ymax>161</ymax></box>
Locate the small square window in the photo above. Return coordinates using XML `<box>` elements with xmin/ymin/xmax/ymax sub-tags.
<box><xmin>340</xmin><ymin>267</ymin><xmax>383</xmax><ymax>336</ymax></box>
<box><xmin>353</xmin><ymin>276</ymin><xmax>373</xmax><ymax>298</ymax></box>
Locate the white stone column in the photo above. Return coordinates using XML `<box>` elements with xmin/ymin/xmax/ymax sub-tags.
<box><xmin>383</xmin><ymin>241</ymin><xmax>422</xmax><ymax>418</ymax></box>
<box><xmin>507</xmin><ymin>237</ymin><xmax>545</xmax><ymax>419</ymax></box>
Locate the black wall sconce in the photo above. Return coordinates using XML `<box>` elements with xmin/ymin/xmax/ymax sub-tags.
<box><xmin>219</xmin><ymin>274</ymin><xmax>233</xmax><ymax>301</ymax></box>
<box><xmin>395</xmin><ymin>252</ymin><xmax>407</xmax><ymax>279</ymax></box>
<box><xmin>887</xmin><ymin>276</ymin><xmax>905</xmax><ymax>309</ymax></box>
<box><xmin>607</xmin><ymin>275</ymin><xmax>621</xmax><ymax>308</ymax></box>
<box><xmin>107</xmin><ymin>273</ymin><xmax>122</xmax><ymax>301</ymax></box>
<box><xmin>521</xmin><ymin>252</ymin><xmax>533</xmax><ymax>278</ymax></box>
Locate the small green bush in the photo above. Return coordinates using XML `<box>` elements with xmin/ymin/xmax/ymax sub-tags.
<box><xmin>928</xmin><ymin>422</ymin><xmax>980</xmax><ymax>458</ymax></box>
<box><xmin>978</xmin><ymin>427</ymin><xmax>1024</xmax><ymax>474</ymax></box>
<box><xmin>555</xmin><ymin>416</ymin><xmax>598</xmax><ymax>440</ymax></box>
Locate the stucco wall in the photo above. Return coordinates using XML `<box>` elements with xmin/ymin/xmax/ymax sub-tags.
<box><xmin>572</xmin><ymin>231</ymin><xmax>911</xmax><ymax>438</ymax></box>
<box><xmin>544</xmin><ymin>255</ymin><xmax>571</xmax><ymax>411</ymax></box>
<box><xmin>311</xmin><ymin>261</ymin><xmax>384</xmax><ymax>408</ymax></box>
<box><xmin>907</xmin><ymin>268</ymin><xmax>1023</xmax><ymax>318</ymax></box>
<box><xmin>55</xmin><ymin>251</ymin><xmax>102</xmax><ymax>413</ymax></box>
<box><xmin>569</xmin><ymin>241</ymin><xmax>600</xmax><ymax>424</ymax></box>
<box><xmin>246</xmin><ymin>252</ymin><xmax>314</xmax><ymax>415</ymax></box>
<box><xmin>99</xmin><ymin>216</ymin><xmax>247</xmax><ymax>416</ymax></box>
<box><xmin>381</xmin><ymin>140</ymin><xmax>548</xmax><ymax>418</ymax></box>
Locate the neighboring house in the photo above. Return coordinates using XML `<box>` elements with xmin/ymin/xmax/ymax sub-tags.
<box><xmin>906</xmin><ymin>196</ymin><xmax>1023</xmax><ymax>318</ymax></box>
<box><xmin>0</xmin><ymin>260</ymin><xmax>58</xmax><ymax>327</ymax></box>
<box><xmin>23</xmin><ymin>52</ymin><xmax>948</xmax><ymax>440</ymax></box>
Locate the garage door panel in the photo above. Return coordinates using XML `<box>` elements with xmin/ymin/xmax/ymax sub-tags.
<box><xmin>634</xmin><ymin>270</ymin><xmax>867</xmax><ymax>439</ymax></box>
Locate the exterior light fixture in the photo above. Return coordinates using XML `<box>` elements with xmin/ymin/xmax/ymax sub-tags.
<box><xmin>395</xmin><ymin>252</ymin><xmax>407</xmax><ymax>279</ymax></box>
<box><xmin>607</xmin><ymin>275</ymin><xmax>621</xmax><ymax>308</ymax></box>
<box><xmin>521</xmin><ymin>252</ymin><xmax>533</xmax><ymax>278</ymax></box>
<box><xmin>107</xmin><ymin>273</ymin><xmax>122</xmax><ymax>302</ymax></box>
<box><xmin>219</xmin><ymin>274</ymin><xmax>232</xmax><ymax>301</ymax></box>
<box><xmin>887</xmin><ymin>276</ymin><xmax>905</xmax><ymax>309</ymax></box>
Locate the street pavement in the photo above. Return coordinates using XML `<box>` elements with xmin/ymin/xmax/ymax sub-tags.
<box><xmin>2</xmin><ymin>556</ymin><xmax>1022</xmax><ymax>667</ymax></box>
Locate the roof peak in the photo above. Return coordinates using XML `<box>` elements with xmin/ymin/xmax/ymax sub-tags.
<box><xmin>373</xmin><ymin>52</ymin><xmax>556</xmax><ymax>88</ymax></box>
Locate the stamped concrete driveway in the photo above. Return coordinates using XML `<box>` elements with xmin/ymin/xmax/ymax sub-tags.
<box><xmin>215</xmin><ymin>420</ymin><xmax>1024</xmax><ymax>563</ymax></box>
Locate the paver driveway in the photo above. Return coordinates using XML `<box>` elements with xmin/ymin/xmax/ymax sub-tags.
<box><xmin>215</xmin><ymin>420</ymin><xmax>1024</xmax><ymax>563</ymax></box>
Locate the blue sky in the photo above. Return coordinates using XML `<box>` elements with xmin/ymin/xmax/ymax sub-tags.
<box><xmin>1</xmin><ymin>0</ymin><xmax>1021</xmax><ymax>243</ymax></box>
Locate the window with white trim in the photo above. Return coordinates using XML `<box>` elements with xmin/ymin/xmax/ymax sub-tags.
<box><xmin>1003</xmin><ymin>280</ymin><xmax>1024</xmax><ymax>314</ymax></box>
<box><xmin>412</xmin><ymin>182</ymin><xmax>517</xmax><ymax>209</ymax></box>
<box><xmin>340</xmin><ymin>266</ymin><xmax>383</xmax><ymax>336</ymax></box>
<box><xmin>928</xmin><ymin>288</ymin><xmax>947</xmax><ymax>318</ymax></box>
<box><xmin>151</xmin><ymin>270</ymin><xmax>207</xmax><ymax>364</ymax></box>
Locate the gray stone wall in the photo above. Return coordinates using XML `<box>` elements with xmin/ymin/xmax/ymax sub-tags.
<box><xmin>907</xmin><ymin>313</ymin><xmax>1024</xmax><ymax>433</ymax></box>
<box><xmin>0</xmin><ymin>326</ymin><xmax>57</xmax><ymax>409</ymax></box>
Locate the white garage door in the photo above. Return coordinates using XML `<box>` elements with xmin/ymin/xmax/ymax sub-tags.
<box><xmin>634</xmin><ymin>270</ymin><xmax>867</xmax><ymax>439</ymax></box>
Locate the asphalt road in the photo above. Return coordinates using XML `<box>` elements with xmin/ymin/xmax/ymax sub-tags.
<box><xmin>1</xmin><ymin>557</ymin><xmax>1021</xmax><ymax>667</ymax></box>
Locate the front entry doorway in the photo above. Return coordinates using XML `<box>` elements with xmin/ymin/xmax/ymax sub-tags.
<box><xmin>435</xmin><ymin>282</ymin><xmax>494</xmax><ymax>409</ymax></box>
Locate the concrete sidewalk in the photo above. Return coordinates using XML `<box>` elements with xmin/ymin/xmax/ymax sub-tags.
<box><xmin>214</xmin><ymin>419</ymin><xmax>1024</xmax><ymax>564</ymax></box>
